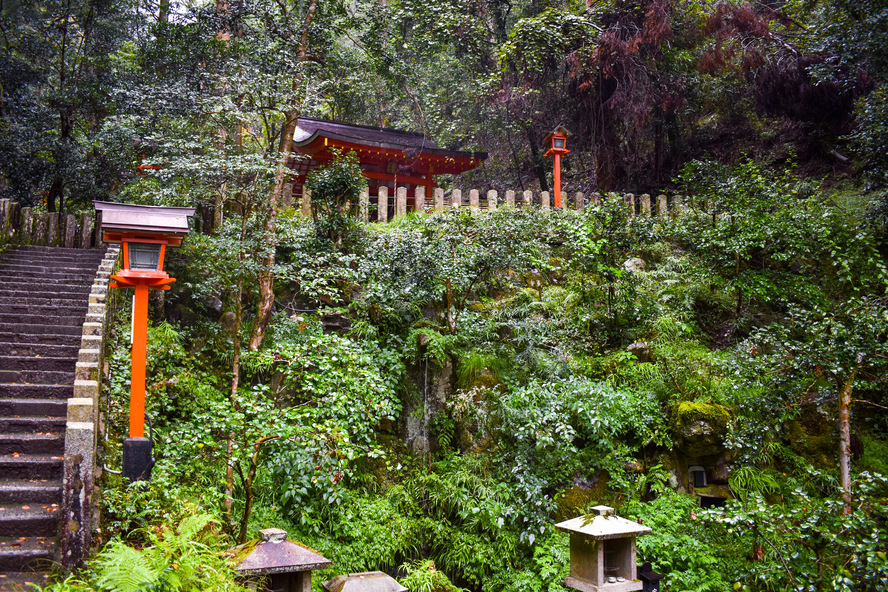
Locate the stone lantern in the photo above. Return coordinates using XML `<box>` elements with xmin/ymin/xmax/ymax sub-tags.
<box><xmin>323</xmin><ymin>571</ymin><xmax>408</xmax><ymax>592</ymax></box>
<box><xmin>232</xmin><ymin>528</ymin><xmax>332</xmax><ymax>592</ymax></box>
<box><xmin>555</xmin><ymin>505</ymin><xmax>652</xmax><ymax>592</ymax></box>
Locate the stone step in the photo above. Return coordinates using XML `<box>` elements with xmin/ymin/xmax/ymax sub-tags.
<box><xmin>5</xmin><ymin>245</ymin><xmax>103</xmax><ymax>254</ymax></box>
<box><xmin>0</xmin><ymin>304</ymin><xmax>88</xmax><ymax>318</ymax></box>
<box><xmin>0</xmin><ymin>270</ymin><xmax>102</xmax><ymax>284</ymax></box>
<box><xmin>0</xmin><ymin>315</ymin><xmax>85</xmax><ymax>328</ymax></box>
<box><xmin>0</xmin><ymin>505</ymin><xmax>61</xmax><ymax>537</ymax></box>
<box><xmin>0</xmin><ymin>400</ymin><xmax>67</xmax><ymax>418</ymax></box>
<box><xmin>0</xmin><ymin>385</ymin><xmax>73</xmax><ymax>400</ymax></box>
<box><xmin>0</xmin><ymin>417</ymin><xmax>67</xmax><ymax>434</ymax></box>
<box><xmin>0</xmin><ymin>258</ymin><xmax>104</xmax><ymax>270</ymax></box>
<box><xmin>0</xmin><ymin>370</ymin><xmax>74</xmax><ymax>385</ymax></box>
<box><xmin>0</xmin><ymin>324</ymin><xmax>82</xmax><ymax>337</ymax></box>
<box><xmin>0</xmin><ymin>433</ymin><xmax>64</xmax><ymax>455</ymax></box>
<box><xmin>0</xmin><ymin>255</ymin><xmax>102</xmax><ymax>273</ymax></box>
<box><xmin>0</xmin><ymin>343</ymin><xmax>80</xmax><ymax>359</ymax></box>
<box><xmin>2</xmin><ymin>278</ymin><xmax>92</xmax><ymax>297</ymax></box>
<box><xmin>0</xmin><ymin>455</ymin><xmax>63</xmax><ymax>481</ymax></box>
<box><xmin>0</xmin><ymin>257</ymin><xmax>101</xmax><ymax>274</ymax></box>
<box><xmin>0</xmin><ymin>357</ymin><xmax>78</xmax><ymax>373</ymax></box>
<box><xmin>0</xmin><ymin>287</ymin><xmax>93</xmax><ymax>301</ymax></box>
<box><xmin>0</xmin><ymin>480</ymin><xmax>62</xmax><ymax>505</ymax></box>
<box><xmin>0</xmin><ymin>536</ymin><xmax>57</xmax><ymax>577</ymax></box>
<box><xmin>4</xmin><ymin>247</ymin><xmax>105</xmax><ymax>260</ymax></box>
<box><xmin>0</xmin><ymin>334</ymin><xmax>81</xmax><ymax>348</ymax></box>
<box><xmin>0</xmin><ymin>569</ymin><xmax>53</xmax><ymax>590</ymax></box>
<box><xmin>0</xmin><ymin>295</ymin><xmax>94</xmax><ymax>309</ymax></box>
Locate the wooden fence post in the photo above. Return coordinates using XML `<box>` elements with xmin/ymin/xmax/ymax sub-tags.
<box><xmin>469</xmin><ymin>189</ymin><xmax>480</xmax><ymax>210</ymax></box>
<box><xmin>624</xmin><ymin>194</ymin><xmax>635</xmax><ymax>218</ymax></box>
<box><xmin>282</xmin><ymin>183</ymin><xmax>293</xmax><ymax>210</ymax></box>
<box><xmin>301</xmin><ymin>188</ymin><xmax>312</xmax><ymax>218</ymax></box>
<box><xmin>359</xmin><ymin>188</ymin><xmax>369</xmax><ymax>223</ymax></box>
<box><xmin>21</xmin><ymin>207</ymin><xmax>33</xmax><ymax>245</ymax></box>
<box><xmin>65</xmin><ymin>214</ymin><xmax>77</xmax><ymax>248</ymax></box>
<box><xmin>396</xmin><ymin>187</ymin><xmax>407</xmax><ymax>218</ymax></box>
<box><xmin>48</xmin><ymin>212</ymin><xmax>59</xmax><ymax>246</ymax></box>
<box><xmin>80</xmin><ymin>212</ymin><xmax>93</xmax><ymax>249</ymax></box>
<box><xmin>377</xmin><ymin>186</ymin><xmax>389</xmax><ymax>222</ymax></box>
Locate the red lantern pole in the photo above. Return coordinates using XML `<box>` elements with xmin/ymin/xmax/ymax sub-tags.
<box><xmin>130</xmin><ymin>284</ymin><xmax>149</xmax><ymax>438</ymax></box>
<box><xmin>553</xmin><ymin>153</ymin><xmax>562</xmax><ymax>208</ymax></box>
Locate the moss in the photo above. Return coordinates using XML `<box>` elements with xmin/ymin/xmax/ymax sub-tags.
<box><xmin>554</xmin><ymin>473</ymin><xmax>613</xmax><ymax>521</ymax></box>
<box><xmin>672</xmin><ymin>401</ymin><xmax>732</xmax><ymax>457</ymax></box>
<box><xmin>784</xmin><ymin>406</ymin><xmax>837</xmax><ymax>468</ymax></box>
<box><xmin>859</xmin><ymin>432</ymin><xmax>888</xmax><ymax>474</ymax></box>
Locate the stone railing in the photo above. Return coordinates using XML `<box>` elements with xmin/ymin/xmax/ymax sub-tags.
<box><xmin>61</xmin><ymin>245</ymin><xmax>120</xmax><ymax>568</ymax></box>
<box><xmin>0</xmin><ymin>199</ymin><xmax>103</xmax><ymax>248</ymax></box>
<box><xmin>294</xmin><ymin>187</ymin><xmax>687</xmax><ymax>223</ymax></box>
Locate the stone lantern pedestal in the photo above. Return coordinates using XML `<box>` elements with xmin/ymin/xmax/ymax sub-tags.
<box><xmin>323</xmin><ymin>571</ymin><xmax>407</xmax><ymax>592</ymax></box>
<box><xmin>231</xmin><ymin>528</ymin><xmax>331</xmax><ymax>592</ymax></box>
<box><xmin>555</xmin><ymin>505</ymin><xmax>652</xmax><ymax>592</ymax></box>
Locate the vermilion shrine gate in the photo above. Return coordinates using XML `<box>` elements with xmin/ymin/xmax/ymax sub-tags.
<box><xmin>288</xmin><ymin>118</ymin><xmax>487</xmax><ymax>220</ymax></box>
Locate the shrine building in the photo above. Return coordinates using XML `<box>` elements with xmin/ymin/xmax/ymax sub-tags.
<box><xmin>288</xmin><ymin>118</ymin><xmax>487</xmax><ymax>220</ymax></box>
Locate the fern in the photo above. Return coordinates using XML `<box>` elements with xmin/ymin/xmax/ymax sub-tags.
<box><xmin>728</xmin><ymin>466</ymin><xmax>780</xmax><ymax>502</ymax></box>
<box><xmin>93</xmin><ymin>543</ymin><xmax>160</xmax><ymax>592</ymax></box>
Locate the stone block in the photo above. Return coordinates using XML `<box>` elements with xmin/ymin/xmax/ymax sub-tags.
<box><xmin>73</xmin><ymin>379</ymin><xmax>99</xmax><ymax>402</ymax></box>
<box><xmin>75</xmin><ymin>361</ymin><xmax>99</xmax><ymax>382</ymax></box>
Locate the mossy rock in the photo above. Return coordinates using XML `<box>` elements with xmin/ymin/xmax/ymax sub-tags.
<box><xmin>784</xmin><ymin>405</ymin><xmax>837</xmax><ymax>468</ymax></box>
<box><xmin>672</xmin><ymin>401</ymin><xmax>732</xmax><ymax>457</ymax></box>
<box><xmin>554</xmin><ymin>473</ymin><xmax>612</xmax><ymax>521</ymax></box>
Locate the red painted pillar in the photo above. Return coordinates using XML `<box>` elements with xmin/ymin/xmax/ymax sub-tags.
<box><xmin>553</xmin><ymin>154</ymin><xmax>562</xmax><ymax>208</ymax></box>
<box><xmin>130</xmin><ymin>284</ymin><xmax>149</xmax><ymax>438</ymax></box>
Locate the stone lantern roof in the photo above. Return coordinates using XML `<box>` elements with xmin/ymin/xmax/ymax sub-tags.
<box><xmin>231</xmin><ymin>528</ymin><xmax>332</xmax><ymax>576</ymax></box>
<box><xmin>555</xmin><ymin>505</ymin><xmax>651</xmax><ymax>540</ymax></box>
<box><xmin>322</xmin><ymin>571</ymin><xmax>408</xmax><ymax>592</ymax></box>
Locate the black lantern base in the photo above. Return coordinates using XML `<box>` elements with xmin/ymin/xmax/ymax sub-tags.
<box><xmin>123</xmin><ymin>437</ymin><xmax>153</xmax><ymax>481</ymax></box>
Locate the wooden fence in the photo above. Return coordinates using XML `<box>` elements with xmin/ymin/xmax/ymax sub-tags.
<box><xmin>294</xmin><ymin>187</ymin><xmax>685</xmax><ymax>223</ymax></box>
<box><xmin>1</xmin><ymin>189</ymin><xmax>687</xmax><ymax>249</ymax></box>
<box><xmin>0</xmin><ymin>199</ymin><xmax>103</xmax><ymax>249</ymax></box>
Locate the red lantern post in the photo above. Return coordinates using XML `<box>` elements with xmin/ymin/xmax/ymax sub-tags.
<box><xmin>95</xmin><ymin>202</ymin><xmax>194</xmax><ymax>480</ymax></box>
<box><xmin>543</xmin><ymin>127</ymin><xmax>571</xmax><ymax>208</ymax></box>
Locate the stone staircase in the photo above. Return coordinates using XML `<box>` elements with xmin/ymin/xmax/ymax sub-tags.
<box><xmin>0</xmin><ymin>246</ymin><xmax>109</xmax><ymax>591</ymax></box>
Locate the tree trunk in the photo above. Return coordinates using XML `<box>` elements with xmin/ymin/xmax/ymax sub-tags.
<box><xmin>839</xmin><ymin>356</ymin><xmax>863</xmax><ymax>515</ymax></box>
<box><xmin>527</xmin><ymin>128</ymin><xmax>549</xmax><ymax>193</ymax></box>
<box><xmin>248</xmin><ymin>0</ymin><xmax>318</xmax><ymax>351</ymax></box>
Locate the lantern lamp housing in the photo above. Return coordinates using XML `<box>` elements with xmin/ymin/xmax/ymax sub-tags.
<box><xmin>127</xmin><ymin>241</ymin><xmax>163</xmax><ymax>272</ymax></box>
<box><xmin>543</xmin><ymin>126</ymin><xmax>572</xmax><ymax>157</ymax></box>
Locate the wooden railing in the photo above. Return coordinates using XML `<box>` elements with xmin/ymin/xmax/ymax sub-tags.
<box><xmin>0</xmin><ymin>199</ymin><xmax>103</xmax><ymax>249</ymax></box>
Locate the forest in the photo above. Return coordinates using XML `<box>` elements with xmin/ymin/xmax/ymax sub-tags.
<box><xmin>1</xmin><ymin>0</ymin><xmax>888</xmax><ymax>590</ymax></box>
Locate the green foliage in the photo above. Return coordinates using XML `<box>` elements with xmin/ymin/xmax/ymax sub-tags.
<box><xmin>713</xmin><ymin>472</ymin><xmax>888</xmax><ymax>591</ymax></box>
<box><xmin>46</xmin><ymin>511</ymin><xmax>246</xmax><ymax>592</ymax></box>
<box><xmin>399</xmin><ymin>559</ymin><xmax>466</xmax><ymax>592</ymax></box>
<box><xmin>623</xmin><ymin>491</ymin><xmax>736</xmax><ymax>592</ymax></box>
<box><xmin>305</xmin><ymin>150</ymin><xmax>367</xmax><ymax>245</ymax></box>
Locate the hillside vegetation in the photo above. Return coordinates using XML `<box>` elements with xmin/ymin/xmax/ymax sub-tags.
<box><xmin>3</xmin><ymin>0</ymin><xmax>888</xmax><ymax>590</ymax></box>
